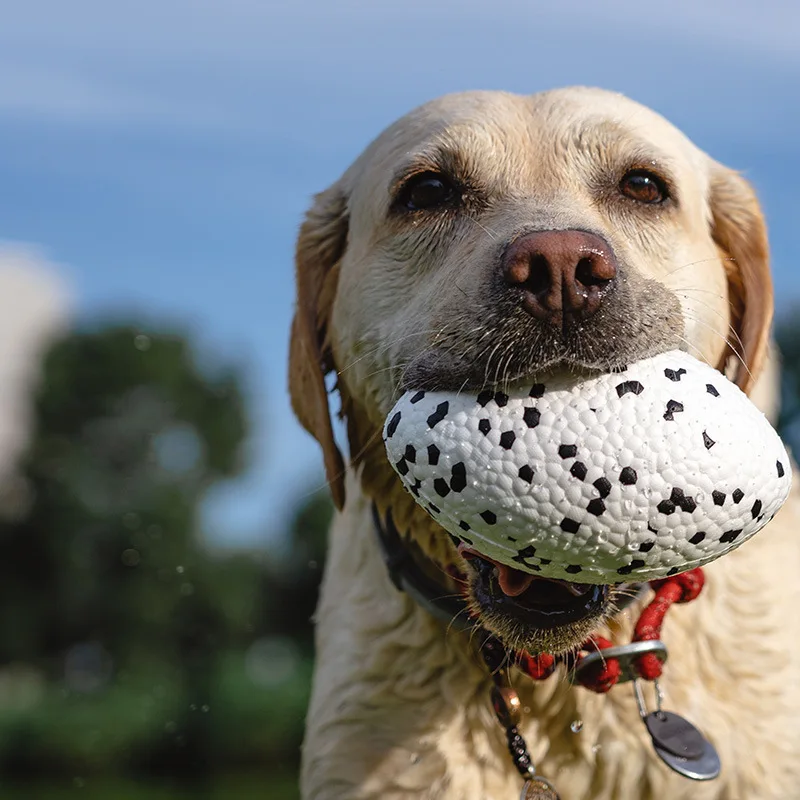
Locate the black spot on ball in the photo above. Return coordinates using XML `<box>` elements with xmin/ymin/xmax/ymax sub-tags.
<box><xmin>529</xmin><ymin>383</ymin><xmax>545</xmax><ymax>398</ymax></box>
<box><xmin>518</xmin><ymin>464</ymin><xmax>535</xmax><ymax>484</ymax></box>
<box><xmin>477</xmin><ymin>390</ymin><xmax>493</xmax><ymax>407</ymax></box>
<box><xmin>404</xmin><ymin>444</ymin><xmax>416</xmax><ymax>463</ymax></box>
<box><xmin>657</xmin><ymin>499</ymin><xmax>676</xmax><ymax>515</ymax></box>
<box><xmin>428</xmin><ymin>503</ymin><xmax>440</xmax><ymax>514</ymax></box>
<box><xmin>523</xmin><ymin>407</ymin><xmax>541</xmax><ymax>428</ymax></box>
<box><xmin>620</xmin><ymin>467</ymin><xmax>637</xmax><ymax>485</ymax></box>
<box><xmin>712</xmin><ymin>490</ymin><xmax>726</xmax><ymax>506</ymax></box>
<box><xmin>647</xmin><ymin>523</ymin><xmax>659</xmax><ymax>534</ymax></box>
<box><xmin>702</xmin><ymin>431</ymin><xmax>715</xmax><ymax>450</ymax></box>
<box><xmin>478</xmin><ymin>418</ymin><xmax>491</xmax><ymax>435</ymax></box>
<box><xmin>427</xmin><ymin>444</ymin><xmax>440</xmax><ymax>465</ymax></box>
<box><xmin>507</xmin><ymin>536</ymin><xmax>517</xmax><ymax>542</ymax></box>
<box><xmin>587</xmin><ymin>498</ymin><xmax>606</xmax><ymax>516</ymax></box>
<box><xmin>670</xmin><ymin>487</ymin><xmax>696</xmax><ymax>513</ymax></box>
<box><xmin>663</xmin><ymin>399</ymin><xmax>684</xmax><ymax>421</ymax></box>
<box><xmin>720</xmin><ymin>529</ymin><xmax>742</xmax><ymax>543</ymax></box>
<box><xmin>409</xmin><ymin>391</ymin><xmax>426</xmax><ymax>404</ymax></box>
<box><xmin>689</xmin><ymin>532</ymin><xmax>706</xmax><ymax>544</ymax></box>
<box><xmin>560</xmin><ymin>518</ymin><xmax>580</xmax><ymax>534</ymax></box>
<box><xmin>480</xmin><ymin>510</ymin><xmax>497</xmax><ymax>525</ymax></box>
<box><xmin>539</xmin><ymin>558</ymin><xmax>551</xmax><ymax>565</ymax></box>
<box><xmin>570</xmin><ymin>462</ymin><xmax>588</xmax><ymax>481</ymax></box>
<box><xmin>433</xmin><ymin>478</ymin><xmax>451</xmax><ymax>497</ymax></box>
<box><xmin>616</xmin><ymin>380</ymin><xmax>644</xmax><ymax>397</ymax></box>
<box><xmin>427</xmin><ymin>401</ymin><xmax>449</xmax><ymax>428</ymax></box>
<box><xmin>559</xmin><ymin>444</ymin><xmax>578</xmax><ymax>459</ymax></box>
<box><xmin>639</xmin><ymin>541</ymin><xmax>655</xmax><ymax>552</ymax></box>
<box><xmin>409</xmin><ymin>479</ymin><xmax>422</xmax><ymax>497</ymax></box>
<box><xmin>593</xmin><ymin>477</ymin><xmax>612</xmax><ymax>498</ymax></box>
<box><xmin>395</xmin><ymin>458</ymin><xmax>409</xmax><ymax>476</ymax></box>
<box><xmin>459</xmin><ymin>520</ymin><xmax>471</xmax><ymax>531</ymax></box>
<box><xmin>777</xmin><ymin>460</ymin><xmax>785</xmax><ymax>478</ymax></box>
<box><xmin>664</xmin><ymin>367</ymin><xmax>687</xmax><ymax>381</ymax></box>
<box><xmin>617</xmin><ymin>560</ymin><xmax>644</xmax><ymax>575</ymax></box>
<box><xmin>667</xmin><ymin>567</ymin><xmax>680</xmax><ymax>576</ymax></box>
<box><xmin>751</xmin><ymin>499</ymin><xmax>762</xmax><ymax>518</ymax></box>
<box><xmin>565</xmin><ymin>564</ymin><xmax>583</xmax><ymax>574</ymax></box>
<box><xmin>386</xmin><ymin>411</ymin><xmax>401</xmax><ymax>438</ymax></box>
<box><xmin>494</xmin><ymin>391</ymin><xmax>509</xmax><ymax>407</ymax></box>
<box><xmin>460</xmin><ymin>536</ymin><xmax>473</xmax><ymax>545</ymax></box>
<box><xmin>450</xmin><ymin>463</ymin><xmax>467</xmax><ymax>492</ymax></box>
<box><xmin>706</xmin><ymin>384</ymin><xmax>720</xmax><ymax>397</ymax></box>
<box><xmin>732</xmin><ymin>488</ymin><xmax>744</xmax><ymax>504</ymax></box>
<box><xmin>499</xmin><ymin>431</ymin><xmax>516</xmax><ymax>450</ymax></box>
<box><xmin>512</xmin><ymin>546</ymin><xmax>537</xmax><ymax>567</ymax></box>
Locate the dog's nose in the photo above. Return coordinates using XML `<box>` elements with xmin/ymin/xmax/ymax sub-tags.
<box><xmin>501</xmin><ymin>230</ymin><xmax>618</xmax><ymax>327</ymax></box>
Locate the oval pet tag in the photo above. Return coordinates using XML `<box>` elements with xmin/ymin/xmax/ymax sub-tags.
<box><xmin>645</xmin><ymin>710</ymin><xmax>721</xmax><ymax>781</ymax></box>
<box><xmin>634</xmin><ymin>680</ymin><xmax>721</xmax><ymax>781</ymax></box>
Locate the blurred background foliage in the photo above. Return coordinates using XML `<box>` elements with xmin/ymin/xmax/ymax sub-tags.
<box><xmin>1</xmin><ymin>317</ymin><xmax>799</xmax><ymax>798</ymax></box>
<box><xmin>0</xmin><ymin>321</ymin><xmax>332</xmax><ymax>799</ymax></box>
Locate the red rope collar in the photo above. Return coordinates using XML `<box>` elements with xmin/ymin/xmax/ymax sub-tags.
<box><xmin>512</xmin><ymin>568</ymin><xmax>705</xmax><ymax>692</ymax></box>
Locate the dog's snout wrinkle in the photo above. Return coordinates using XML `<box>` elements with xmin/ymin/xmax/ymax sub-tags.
<box><xmin>502</xmin><ymin>230</ymin><xmax>618</xmax><ymax>330</ymax></box>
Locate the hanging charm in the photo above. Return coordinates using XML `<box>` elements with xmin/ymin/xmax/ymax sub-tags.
<box><xmin>482</xmin><ymin>635</ymin><xmax>561</xmax><ymax>799</ymax></box>
<box><xmin>519</xmin><ymin>777</ymin><xmax>560</xmax><ymax>799</ymax></box>
<box><xmin>633</xmin><ymin>678</ymin><xmax>721</xmax><ymax>781</ymax></box>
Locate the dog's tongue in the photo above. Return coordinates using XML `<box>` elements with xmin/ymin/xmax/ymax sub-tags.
<box><xmin>457</xmin><ymin>544</ymin><xmax>590</xmax><ymax>597</ymax></box>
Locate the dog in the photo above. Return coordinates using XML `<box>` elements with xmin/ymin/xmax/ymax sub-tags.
<box><xmin>289</xmin><ymin>87</ymin><xmax>800</xmax><ymax>799</ymax></box>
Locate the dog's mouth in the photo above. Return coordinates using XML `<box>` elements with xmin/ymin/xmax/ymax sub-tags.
<box><xmin>459</xmin><ymin>544</ymin><xmax>610</xmax><ymax>652</ymax></box>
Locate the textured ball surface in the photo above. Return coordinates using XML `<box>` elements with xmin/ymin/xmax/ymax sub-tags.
<box><xmin>383</xmin><ymin>350</ymin><xmax>792</xmax><ymax>584</ymax></box>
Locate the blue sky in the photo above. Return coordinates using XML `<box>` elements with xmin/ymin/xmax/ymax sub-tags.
<box><xmin>1</xmin><ymin>0</ymin><xmax>798</xmax><ymax>548</ymax></box>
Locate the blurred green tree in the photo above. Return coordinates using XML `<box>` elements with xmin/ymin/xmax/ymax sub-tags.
<box><xmin>0</xmin><ymin>325</ymin><xmax>247</xmax><ymax>671</ymax></box>
<box><xmin>0</xmin><ymin>320</ymin><xmax>335</xmax><ymax>799</ymax></box>
<box><xmin>0</xmin><ymin>323</ymin><xmax>256</xmax><ymax>783</ymax></box>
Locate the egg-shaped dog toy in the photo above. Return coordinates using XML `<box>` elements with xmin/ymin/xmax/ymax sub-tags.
<box><xmin>383</xmin><ymin>350</ymin><xmax>791</xmax><ymax>584</ymax></box>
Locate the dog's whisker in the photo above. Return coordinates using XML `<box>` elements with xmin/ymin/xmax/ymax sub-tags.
<box><xmin>680</xmin><ymin>310</ymin><xmax>751</xmax><ymax>383</ymax></box>
<box><xmin>337</xmin><ymin>327</ymin><xmax>448</xmax><ymax>375</ymax></box>
<box><xmin>679</xmin><ymin>294</ymin><xmax>749</xmax><ymax>362</ymax></box>
<box><xmin>663</xmin><ymin>256</ymin><xmax>736</xmax><ymax>279</ymax></box>
<box><xmin>466</xmin><ymin>216</ymin><xmax>501</xmax><ymax>241</ymax></box>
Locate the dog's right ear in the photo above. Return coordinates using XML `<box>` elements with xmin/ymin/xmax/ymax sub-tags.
<box><xmin>289</xmin><ymin>185</ymin><xmax>348</xmax><ymax>510</ymax></box>
<box><xmin>708</xmin><ymin>166</ymin><xmax>773</xmax><ymax>394</ymax></box>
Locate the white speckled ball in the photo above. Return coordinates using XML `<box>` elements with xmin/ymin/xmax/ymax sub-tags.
<box><xmin>383</xmin><ymin>350</ymin><xmax>792</xmax><ymax>584</ymax></box>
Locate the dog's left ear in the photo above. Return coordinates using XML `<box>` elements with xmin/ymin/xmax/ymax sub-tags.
<box><xmin>709</xmin><ymin>166</ymin><xmax>773</xmax><ymax>394</ymax></box>
<box><xmin>288</xmin><ymin>185</ymin><xmax>348</xmax><ymax>510</ymax></box>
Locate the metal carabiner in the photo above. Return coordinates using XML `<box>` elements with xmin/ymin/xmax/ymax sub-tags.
<box><xmin>571</xmin><ymin>639</ymin><xmax>668</xmax><ymax>685</ymax></box>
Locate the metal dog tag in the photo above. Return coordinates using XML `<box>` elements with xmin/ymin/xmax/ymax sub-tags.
<box><xmin>520</xmin><ymin>777</ymin><xmax>560</xmax><ymax>799</ymax></box>
<box><xmin>645</xmin><ymin>711</ymin><xmax>706</xmax><ymax>759</ymax></box>
<box><xmin>634</xmin><ymin>679</ymin><xmax>721</xmax><ymax>781</ymax></box>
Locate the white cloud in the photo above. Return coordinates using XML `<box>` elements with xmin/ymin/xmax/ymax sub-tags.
<box><xmin>0</xmin><ymin>244</ymin><xmax>71</xmax><ymax>488</ymax></box>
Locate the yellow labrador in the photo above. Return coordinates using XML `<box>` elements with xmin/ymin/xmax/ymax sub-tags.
<box><xmin>289</xmin><ymin>87</ymin><xmax>800</xmax><ymax>799</ymax></box>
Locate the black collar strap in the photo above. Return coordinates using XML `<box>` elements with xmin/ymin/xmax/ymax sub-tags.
<box><xmin>372</xmin><ymin>504</ymin><xmax>475</xmax><ymax>631</ymax></box>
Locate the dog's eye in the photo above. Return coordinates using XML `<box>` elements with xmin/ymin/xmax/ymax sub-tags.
<box><xmin>619</xmin><ymin>170</ymin><xmax>669</xmax><ymax>204</ymax></box>
<box><xmin>397</xmin><ymin>172</ymin><xmax>458</xmax><ymax>211</ymax></box>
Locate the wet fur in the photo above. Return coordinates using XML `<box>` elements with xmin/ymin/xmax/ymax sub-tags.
<box><xmin>289</xmin><ymin>88</ymin><xmax>800</xmax><ymax>799</ymax></box>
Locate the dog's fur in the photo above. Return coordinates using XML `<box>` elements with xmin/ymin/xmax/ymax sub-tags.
<box><xmin>289</xmin><ymin>88</ymin><xmax>800</xmax><ymax>799</ymax></box>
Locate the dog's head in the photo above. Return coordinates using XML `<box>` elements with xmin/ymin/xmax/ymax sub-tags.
<box><xmin>289</xmin><ymin>87</ymin><xmax>772</xmax><ymax>654</ymax></box>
